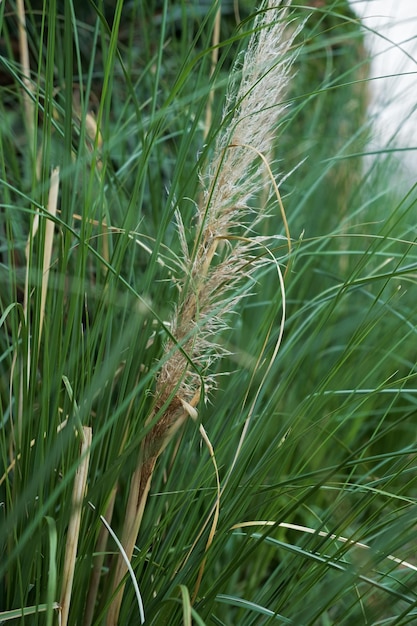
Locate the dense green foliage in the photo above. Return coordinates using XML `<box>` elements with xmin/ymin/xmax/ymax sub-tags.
<box><xmin>1</xmin><ymin>1</ymin><xmax>417</xmax><ymax>624</ymax></box>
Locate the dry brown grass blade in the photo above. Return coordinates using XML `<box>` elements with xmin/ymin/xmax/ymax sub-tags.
<box><xmin>60</xmin><ymin>426</ymin><xmax>92</xmax><ymax>626</ymax></box>
<box><xmin>16</xmin><ymin>0</ymin><xmax>34</xmax><ymax>142</ymax></box>
<box><xmin>39</xmin><ymin>167</ymin><xmax>59</xmax><ymax>349</ymax></box>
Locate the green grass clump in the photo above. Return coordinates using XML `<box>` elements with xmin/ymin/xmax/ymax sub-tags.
<box><xmin>1</xmin><ymin>1</ymin><xmax>417</xmax><ymax>624</ymax></box>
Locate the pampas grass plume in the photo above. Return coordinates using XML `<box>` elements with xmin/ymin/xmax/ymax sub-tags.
<box><xmin>106</xmin><ymin>3</ymin><xmax>298</xmax><ymax>623</ymax></box>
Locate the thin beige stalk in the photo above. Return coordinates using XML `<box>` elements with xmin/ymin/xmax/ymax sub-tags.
<box><xmin>106</xmin><ymin>3</ymin><xmax>297</xmax><ymax>623</ymax></box>
<box><xmin>16</xmin><ymin>0</ymin><xmax>34</xmax><ymax>143</ymax></box>
<box><xmin>60</xmin><ymin>427</ymin><xmax>92</xmax><ymax>626</ymax></box>
<box><xmin>39</xmin><ymin>167</ymin><xmax>59</xmax><ymax>349</ymax></box>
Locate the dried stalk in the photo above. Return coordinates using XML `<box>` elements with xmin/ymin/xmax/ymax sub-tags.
<box><xmin>16</xmin><ymin>0</ymin><xmax>34</xmax><ymax>143</ymax></box>
<box><xmin>60</xmin><ymin>427</ymin><xmax>92</xmax><ymax>626</ymax></box>
<box><xmin>39</xmin><ymin>167</ymin><xmax>60</xmax><ymax>349</ymax></box>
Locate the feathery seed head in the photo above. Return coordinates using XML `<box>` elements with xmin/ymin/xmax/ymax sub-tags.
<box><xmin>154</xmin><ymin>0</ymin><xmax>295</xmax><ymax>440</ymax></box>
